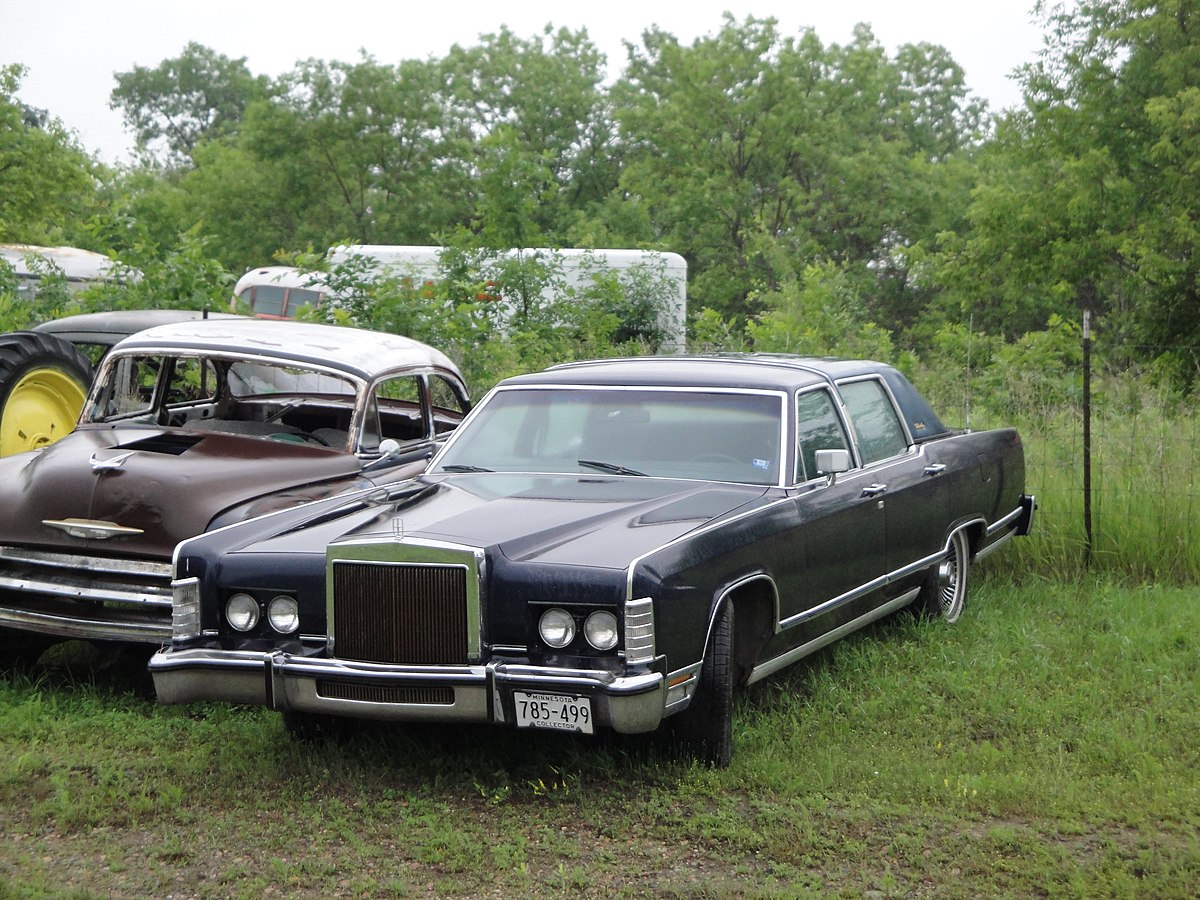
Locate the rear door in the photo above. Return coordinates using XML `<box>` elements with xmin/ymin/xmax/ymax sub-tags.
<box><xmin>837</xmin><ymin>377</ymin><xmax>947</xmax><ymax>576</ymax></box>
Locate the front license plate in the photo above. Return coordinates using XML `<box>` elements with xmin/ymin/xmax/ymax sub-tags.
<box><xmin>514</xmin><ymin>691</ymin><xmax>593</xmax><ymax>734</ymax></box>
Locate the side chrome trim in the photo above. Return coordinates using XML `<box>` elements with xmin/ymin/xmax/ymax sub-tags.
<box><xmin>777</xmin><ymin>550</ymin><xmax>940</xmax><ymax>630</ymax></box>
<box><xmin>747</xmin><ymin>587</ymin><xmax>919</xmax><ymax>685</ymax></box>
<box><xmin>986</xmin><ymin>504</ymin><xmax>1025</xmax><ymax>535</ymax></box>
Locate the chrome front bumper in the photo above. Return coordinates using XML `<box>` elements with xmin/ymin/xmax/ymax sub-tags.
<box><xmin>149</xmin><ymin>647</ymin><xmax>667</xmax><ymax>735</ymax></box>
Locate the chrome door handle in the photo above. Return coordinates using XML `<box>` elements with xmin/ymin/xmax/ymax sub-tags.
<box><xmin>861</xmin><ymin>483</ymin><xmax>888</xmax><ymax>498</ymax></box>
<box><xmin>923</xmin><ymin>463</ymin><xmax>947</xmax><ymax>476</ymax></box>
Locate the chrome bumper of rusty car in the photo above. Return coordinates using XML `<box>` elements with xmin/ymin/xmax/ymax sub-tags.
<box><xmin>149</xmin><ymin>647</ymin><xmax>667</xmax><ymax>734</ymax></box>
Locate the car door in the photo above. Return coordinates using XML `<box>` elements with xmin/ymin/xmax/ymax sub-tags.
<box><xmin>775</xmin><ymin>386</ymin><xmax>889</xmax><ymax>644</ymax></box>
<box><xmin>837</xmin><ymin>377</ymin><xmax>948</xmax><ymax>579</ymax></box>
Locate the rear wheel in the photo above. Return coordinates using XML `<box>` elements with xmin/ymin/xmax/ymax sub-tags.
<box><xmin>921</xmin><ymin>529</ymin><xmax>970</xmax><ymax>623</ymax></box>
<box><xmin>0</xmin><ymin>332</ymin><xmax>91</xmax><ymax>456</ymax></box>
<box><xmin>669</xmin><ymin>600</ymin><xmax>734</xmax><ymax>767</ymax></box>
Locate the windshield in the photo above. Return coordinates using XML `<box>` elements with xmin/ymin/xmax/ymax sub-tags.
<box><xmin>434</xmin><ymin>387</ymin><xmax>784</xmax><ymax>485</ymax></box>
<box><xmin>85</xmin><ymin>353</ymin><xmax>365</xmax><ymax>451</ymax></box>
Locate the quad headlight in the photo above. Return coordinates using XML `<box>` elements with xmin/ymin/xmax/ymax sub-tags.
<box><xmin>267</xmin><ymin>595</ymin><xmax>300</xmax><ymax>634</ymax></box>
<box><xmin>538</xmin><ymin>607</ymin><xmax>576</xmax><ymax>648</ymax></box>
<box><xmin>225</xmin><ymin>592</ymin><xmax>260</xmax><ymax>632</ymax></box>
<box><xmin>583</xmin><ymin>610</ymin><xmax>619</xmax><ymax>651</ymax></box>
<box><xmin>537</xmin><ymin>607</ymin><xmax>621</xmax><ymax>652</ymax></box>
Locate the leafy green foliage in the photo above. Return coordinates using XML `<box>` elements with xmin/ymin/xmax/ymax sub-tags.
<box><xmin>0</xmin><ymin>65</ymin><xmax>101</xmax><ymax>246</ymax></box>
<box><xmin>926</xmin><ymin>0</ymin><xmax>1200</xmax><ymax>380</ymax></box>
<box><xmin>109</xmin><ymin>42</ymin><xmax>270</xmax><ymax>166</ymax></box>
<box><xmin>746</xmin><ymin>261</ymin><xmax>898</xmax><ymax>362</ymax></box>
<box><xmin>3</xmin><ymin>7</ymin><xmax>1198</xmax><ymax>390</ymax></box>
<box><xmin>614</xmin><ymin>16</ymin><xmax>981</xmax><ymax>324</ymax></box>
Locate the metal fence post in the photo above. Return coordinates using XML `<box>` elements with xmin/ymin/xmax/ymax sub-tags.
<box><xmin>1082</xmin><ymin>310</ymin><xmax>1093</xmax><ymax>569</ymax></box>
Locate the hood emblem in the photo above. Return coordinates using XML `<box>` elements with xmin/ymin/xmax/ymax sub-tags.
<box><xmin>90</xmin><ymin>450</ymin><xmax>135</xmax><ymax>472</ymax></box>
<box><xmin>43</xmin><ymin>518</ymin><xmax>145</xmax><ymax>540</ymax></box>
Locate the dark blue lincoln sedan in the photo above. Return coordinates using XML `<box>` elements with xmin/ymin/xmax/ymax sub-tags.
<box><xmin>150</xmin><ymin>355</ymin><xmax>1034</xmax><ymax>766</ymax></box>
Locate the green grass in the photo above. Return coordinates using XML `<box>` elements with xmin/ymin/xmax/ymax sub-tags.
<box><xmin>2</xmin><ymin>575</ymin><xmax>1196</xmax><ymax>898</ymax></box>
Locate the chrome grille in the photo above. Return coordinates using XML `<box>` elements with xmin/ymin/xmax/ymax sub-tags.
<box><xmin>0</xmin><ymin>546</ymin><xmax>172</xmax><ymax>606</ymax></box>
<box><xmin>0</xmin><ymin>545</ymin><xmax>173</xmax><ymax>643</ymax></box>
<box><xmin>331</xmin><ymin>561</ymin><xmax>468</xmax><ymax>664</ymax></box>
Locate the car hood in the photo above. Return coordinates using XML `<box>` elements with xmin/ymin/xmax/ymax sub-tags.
<box><xmin>0</xmin><ymin>425</ymin><xmax>364</xmax><ymax>558</ymax></box>
<box><xmin>253</xmin><ymin>473</ymin><xmax>772</xmax><ymax>570</ymax></box>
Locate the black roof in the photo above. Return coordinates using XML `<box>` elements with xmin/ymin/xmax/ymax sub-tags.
<box><xmin>506</xmin><ymin>354</ymin><xmax>949</xmax><ymax>441</ymax></box>
<box><xmin>512</xmin><ymin>354</ymin><xmax>883</xmax><ymax>391</ymax></box>
<box><xmin>35</xmin><ymin>309</ymin><xmax>243</xmax><ymax>346</ymax></box>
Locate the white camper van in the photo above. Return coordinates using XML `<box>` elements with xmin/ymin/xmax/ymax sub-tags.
<box><xmin>0</xmin><ymin>244</ymin><xmax>122</xmax><ymax>298</ymax></box>
<box><xmin>233</xmin><ymin>245</ymin><xmax>688</xmax><ymax>351</ymax></box>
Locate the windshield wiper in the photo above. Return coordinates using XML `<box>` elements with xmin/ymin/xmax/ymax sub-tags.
<box><xmin>578</xmin><ymin>459</ymin><xmax>646</xmax><ymax>477</ymax></box>
<box><xmin>439</xmin><ymin>464</ymin><xmax>493</xmax><ymax>473</ymax></box>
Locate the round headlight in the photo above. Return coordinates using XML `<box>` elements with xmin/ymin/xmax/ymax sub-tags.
<box><xmin>538</xmin><ymin>608</ymin><xmax>576</xmax><ymax>648</ymax></box>
<box><xmin>267</xmin><ymin>595</ymin><xmax>299</xmax><ymax>634</ymax></box>
<box><xmin>584</xmin><ymin>610</ymin><xmax>619</xmax><ymax>651</ymax></box>
<box><xmin>225</xmin><ymin>593</ymin><xmax>260</xmax><ymax>632</ymax></box>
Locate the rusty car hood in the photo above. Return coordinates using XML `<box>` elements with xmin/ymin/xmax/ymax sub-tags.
<box><xmin>0</xmin><ymin>425</ymin><xmax>366</xmax><ymax>558</ymax></box>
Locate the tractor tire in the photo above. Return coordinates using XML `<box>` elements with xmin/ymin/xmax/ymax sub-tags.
<box><xmin>0</xmin><ymin>331</ymin><xmax>92</xmax><ymax>457</ymax></box>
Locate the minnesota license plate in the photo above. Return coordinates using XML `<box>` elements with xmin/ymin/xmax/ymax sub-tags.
<box><xmin>513</xmin><ymin>691</ymin><xmax>593</xmax><ymax>734</ymax></box>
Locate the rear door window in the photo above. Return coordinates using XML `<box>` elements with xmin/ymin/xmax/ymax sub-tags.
<box><xmin>839</xmin><ymin>378</ymin><xmax>908</xmax><ymax>465</ymax></box>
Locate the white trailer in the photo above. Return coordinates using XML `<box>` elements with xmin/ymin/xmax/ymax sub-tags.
<box><xmin>0</xmin><ymin>244</ymin><xmax>122</xmax><ymax>298</ymax></box>
<box><xmin>233</xmin><ymin>245</ymin><xmax>688</xmax><ymax>351</ymax></box>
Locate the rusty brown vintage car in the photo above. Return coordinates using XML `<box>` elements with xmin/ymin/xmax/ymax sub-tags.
<box><xmin>0</xmin><ymin>318</ymin><xmax>470</xmax><ymax>650</ymax></box>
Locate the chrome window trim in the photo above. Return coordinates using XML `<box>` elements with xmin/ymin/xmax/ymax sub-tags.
<box><xmin>789</xmin><ymin>384</ymin><xmax>855</xmax><ymax>487</ymax></box>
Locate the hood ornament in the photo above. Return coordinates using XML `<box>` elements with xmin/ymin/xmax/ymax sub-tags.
<box><xmin>90</xmin><ymin>450</ymin><xmax>135</xmax><ymax>472</ymax></box>
<box><xmin>43</xmin><ymin>518</ymin><xmax>144</xmax><ymax>540</ymax></box>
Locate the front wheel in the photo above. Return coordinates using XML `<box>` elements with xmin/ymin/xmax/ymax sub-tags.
<box><xmin>920</xmin><ymin>529</ymin><xmax>970</xmax><ymax>623</ymax></box>
<box><xmin>668</xmin><ymin>600</ymin><xmax>734</xmax><ymax>767</ymax></box>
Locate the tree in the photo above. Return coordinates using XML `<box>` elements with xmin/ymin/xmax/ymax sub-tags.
<box><xmin>613</xmin><ymin>16</ymin><xmax>982</xmax><ymax>325</ymax></box>
<box><xmin>932</xmin><ymin>0</ymin><xmax>1200</xmax><ymax>374</ymax></box>
<box><xmin>0</xmin><ymin>65</ymin><xmax>100</xmax><ymax>245</ymax></box>
<box><xmin>110</xmin><ymin>43</ymin><xmax>270</xmax><ymax>166</ymax></box>
<box><xmin>441</xmin><ymin>25</ymin><xmax>621</xmax><ymax>246</ymax></box>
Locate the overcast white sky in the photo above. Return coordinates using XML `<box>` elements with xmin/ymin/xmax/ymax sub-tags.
<box><xmin>2</xmin><ymin>0</ymin><xmax>1048</xmax><ymax>163</ymax></box>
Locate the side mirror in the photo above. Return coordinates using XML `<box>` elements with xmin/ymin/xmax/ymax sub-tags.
<box><xmin>814</xmin><ymin>448</ymin><xmax>851</xmax><ymax>476</ymax></box>
<box><xmin>361</xmin><ymin>438</ymin><xmax>405</xmax><ymax>473</ymax></box>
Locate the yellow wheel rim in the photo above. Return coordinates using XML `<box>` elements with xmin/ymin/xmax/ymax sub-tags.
<box><xmin>0</xmin><ymin>367</ymin><xmax>88</xmax><ymax>456</ymax></box>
